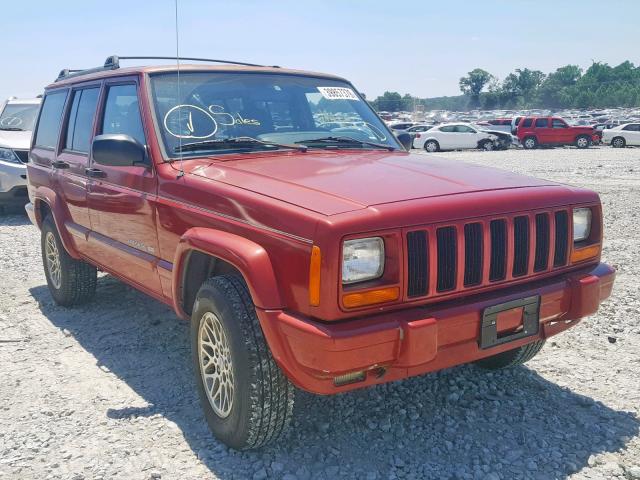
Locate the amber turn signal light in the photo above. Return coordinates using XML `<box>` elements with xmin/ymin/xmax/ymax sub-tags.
<box><xmin>343</xmin><ymin>287</ymin><xmax>400</xmax><ymax>309</ymax></box>
<box><xmin>570</xmin><ymin>244</ymin><xmax>601</xmax><ymax>263</ymax></box>
<box><xmin>308</xmin><ymin>246</ymin><xmax>322</xmax><ymax>306</ymax></box>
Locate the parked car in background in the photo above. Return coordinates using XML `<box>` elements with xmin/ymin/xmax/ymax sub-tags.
<box><xmin>403</xmin><ymin>124</ymin><xmax>435</xmax><ymax>147</ymax></box>
<box><xmin>388</xmin><ymin>121</ymin><xmax>418</xmax><ymax>135</ymax></box>
<box><xmin>478</xmin><ymin>118</ymin><xmax>513</xmax><ymax>133</ymax></box>
<box><xmin>413</xmin><ymin>122</ymin><xmax>497</xmax><ymax>152</ymax></box>
<box><xmin>601</xmin><ymin>123</ymin><xmax>640</xmax><ymax>147</ymax></box>
<box><xmin>473</xmin><ymin>124</ymin><xmax>518</xmax><ymax>150</ymax></box>
<box><xmin>0</xmin><ymin>96</ymin><xmax>41</xmax><ymax>211</ymax></box>
<box><xmin>516</xmin><ymin>117</ymin><xmax>599</xmax><ymax>149</ymax></box>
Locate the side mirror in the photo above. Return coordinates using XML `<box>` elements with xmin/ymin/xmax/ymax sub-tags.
<box><xmin>396</xmin><ymin>132</ymin><xmax>413</xmax><ymax>151</ymax></box>
<box><xmin>92</xmin><ymin>134</ymin><xmax>146</xmax><ymax>167</ymax></box>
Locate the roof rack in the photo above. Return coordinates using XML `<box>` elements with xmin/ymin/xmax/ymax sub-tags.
<box><xmin>55</xmin><ymin>55</ymin><xmax>276</xmax><ymax>82</ymax></box>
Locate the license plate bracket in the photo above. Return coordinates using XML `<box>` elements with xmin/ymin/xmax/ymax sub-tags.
<box><xmin>479</xmin><ymin>295</ymin><xmax>540</xmax><ymax>349</ymax></box>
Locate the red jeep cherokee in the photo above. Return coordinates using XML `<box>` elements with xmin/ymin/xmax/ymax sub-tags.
<box><xmin>26</xmin><ymin>56</ymin><xmax>615</xmax><ymax>450</ymax></box>
<box><xmin>516</xmin><ymin>116</ymin><xmax>600</xmax><ymax>149</ymax></box>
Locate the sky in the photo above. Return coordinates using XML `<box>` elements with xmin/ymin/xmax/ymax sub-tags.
<box><xmin>1</xmin><ymin>0</ymin><xmax>638</xmax><ymax>102</ymax></box>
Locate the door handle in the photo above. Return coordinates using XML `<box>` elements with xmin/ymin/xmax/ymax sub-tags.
<box><xmin>85</xmin><ymin>167</ymin><xmax>106</xmax><ymax>178</ymax></box>
<box><xmin>52</xmin><ymin>160</ymin><xmax>70</xmax><ymax>169</ymax></box>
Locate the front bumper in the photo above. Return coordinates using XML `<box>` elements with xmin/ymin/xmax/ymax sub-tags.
<box><xmin>259</xmin><ymin>263</ymin><xmax>615</xmax><ymax>394</ymax></box>
<box><xmin>0</xmin><ymin>160</ymin><xmax>27</xmax><ymax>198</ymax></box>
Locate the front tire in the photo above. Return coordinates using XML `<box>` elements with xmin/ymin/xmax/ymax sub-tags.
<box><xmin>41</xmin><ymin>214</ymin><xmax>97</xmax><ymax>306</ymax></box>
<box><xmin>191</xmin><ymin>275</ymin><xmax>294</xmax><ymax>450</ymax></box>
<box><xmin>424</xmin><ymin>140</ymin><xmax>439</xmax><ymax>153</ymax></box>
<box><xmin>611</xmin><ymin>137</ymin><xmax>626</xmax><ymax>148</ymax></box>
<box><xmin>474</xmin><ymin>340</ymin><xmax>546</xmax><ymax>370</ymax></box>
<box><xmin>481</xmin><ymin>140</ymin><xmax>494</xmax><ymax>151</ymax></box>
<box><xmin>575</xmin><ymin>135</ymin><xmax>590</xmax><ymax>149</ymax></box>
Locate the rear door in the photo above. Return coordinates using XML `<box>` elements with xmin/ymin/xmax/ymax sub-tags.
<box><xmin>55</xmin><ymin>83</ymin><xmax>102</xmax><ymax>239</ymax></box>
<box><xmin>85</xmin><ymin>77</ymin><xmax>162</xmax><ymax>294</ymax></box>
<box><xmin>534</xmin><ymin>117</ymin><xmax>552</xmax><ymax>144</ymax></box>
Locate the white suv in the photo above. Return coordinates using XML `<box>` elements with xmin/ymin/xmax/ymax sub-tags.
<box><xmin>0</xmin><ymin>97</ymin><xmax>41</xmax><ymax>210</ymax></box>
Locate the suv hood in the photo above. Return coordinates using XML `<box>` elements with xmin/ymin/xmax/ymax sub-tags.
<box><xmin>0</xmin><ymin>130</ymin><xmax>32</xmax><ymax>150</ymax></box>
<box><xmin>189</xmin><ymin>151</ymin><xmax>558</xmax><ymax>215</ymax></box>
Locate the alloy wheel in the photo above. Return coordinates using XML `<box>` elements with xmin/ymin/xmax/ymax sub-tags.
<box><xmin>198</xmin><ymin>312</ymin><xmax>235</xmax><ymax>418</ymax></box>
<box><xmin>45</xmin><ymin>231</ymin><xmax>62</xmax><ymax>289</ymax></box>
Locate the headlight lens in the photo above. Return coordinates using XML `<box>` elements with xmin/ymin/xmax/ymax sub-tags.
<box><xmin>573</xmin><ymin>208</ymin><xmax>592</xmax><ymax>242</ymax></box>
<box><xmin>342</xmin><ymin>237</ymin><xmax>384</xmax><ymax>284</ymax></box>
<box><xmin>0</xmin><ymin>147</ymin><xmax>21</xmax><ymax>164</ymax></box>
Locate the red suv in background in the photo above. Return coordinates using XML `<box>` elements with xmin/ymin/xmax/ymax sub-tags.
<box><xmin>516</xmin><ymin>117</ymin><xmax>600</xmax><ymax>149</ymax></box>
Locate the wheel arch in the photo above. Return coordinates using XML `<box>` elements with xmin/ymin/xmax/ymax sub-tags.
<box><xmin>173</xmin><ymin>228</ymin><xmax>283</xmax><ymax>319</ymax></box>
<box><xmin>611</xmin><ymin>135</ymin><xmax>626</xmax><ymax>146</ymax></box>
<box><xmin>33</xmin><ymin>188</ymin><xmax>81</xmax><ymax>259</ymax></box>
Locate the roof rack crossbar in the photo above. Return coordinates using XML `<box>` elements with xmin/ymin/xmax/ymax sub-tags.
<box><xmin>55</xmin><ymin>55</ymin><xmax>277</xmax><ymax>82</ymax></box>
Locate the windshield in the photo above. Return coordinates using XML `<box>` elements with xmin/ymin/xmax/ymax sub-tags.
<box><xmin>149</xmin><ymin>72</ymin><xmax>400</xmax><ymax>157</ymax></box>
<box><xmin>0</xmin><ymin>103</ymin><xmax>40</xmax><ymax>131</ymax></box>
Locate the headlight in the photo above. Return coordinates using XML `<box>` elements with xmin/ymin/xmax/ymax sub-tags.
<box><xmin>0</xmin><ymin>147</ymin><xmax>21</xmax><ymax>164</ymax></box>
<box><xmin>342</xmin><ymin>237</ymin><xmax>384</xmax><ymax>284</ymax></box>
<box><xmin>573</xmin><ymin>208</ymin><xmax>592</xmax><ymax>242</ymax></box>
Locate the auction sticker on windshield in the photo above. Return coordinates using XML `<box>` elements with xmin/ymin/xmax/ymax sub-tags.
<box><xmin>317</xmin><ymin>86</ymin><xmax>360</xmax><ymax>101</ymax></box>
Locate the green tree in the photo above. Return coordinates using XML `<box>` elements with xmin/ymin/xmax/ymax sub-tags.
<box><xmin>372</xmin><ymin>91</ymin><xmax>403</xmax><ymax>111</ymax></box>
<box><xmin>459</xmin><ymin>68</ymin><xmax>495</xmax><ymax>107</ymax></box>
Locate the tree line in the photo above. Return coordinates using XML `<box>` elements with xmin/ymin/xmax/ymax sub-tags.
<box><xmin>370</xmin><ymin>61</ymin><xmax>640</xmax><ymax>111</ymax></box>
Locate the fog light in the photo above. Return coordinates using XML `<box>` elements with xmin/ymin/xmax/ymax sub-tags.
<box><xmin>333</xmin><ymin>370</ymin><xmax>366</xmax><ymax>387</ymax></box>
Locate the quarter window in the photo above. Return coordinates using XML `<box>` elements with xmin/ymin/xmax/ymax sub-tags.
<box><xmin>535</xmin><ymin>118</ymin><xmax>549</xmax><ymax>128</ymax></box>
<box><xmin>101</xmin><ymin>84</ymin><xmax>146</xmax><ymax>145</ymax></box>
<box><xmin>34</xmin><ymin>90</ymin><xmax>69</xmax><ymax>149</ymax></box>
<box><xmin>65</xmin><ymin>88</ymin><xmax>100</xmax><ymax>153</ymax></box>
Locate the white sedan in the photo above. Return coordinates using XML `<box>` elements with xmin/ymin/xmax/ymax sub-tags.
<box><xmin>412</xmin><ymin>123</ymin><xmax>497</xmax><ymax>152</ymax></box>
<box><xmin>602</xmin><ymin>123</ymin><xmax>640</xmax><ymax>148</ymax></box>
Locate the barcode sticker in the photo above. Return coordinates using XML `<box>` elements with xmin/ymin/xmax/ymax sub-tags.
<box><xmin>317</xmin><ymin>87</ymin><xmax>360</xmax><ymax>101</ymax></box>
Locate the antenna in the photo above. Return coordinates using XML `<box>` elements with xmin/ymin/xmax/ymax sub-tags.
<box><xmin>175</xmin><ymin>0</ymin><xmax>185</xmax><ymax>179</ymax></box>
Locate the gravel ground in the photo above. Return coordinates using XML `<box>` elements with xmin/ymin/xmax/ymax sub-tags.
<box><xmin>1</xmin><ymin>146</ymin><xmax>639</xmax><ymax>480</ymax></box>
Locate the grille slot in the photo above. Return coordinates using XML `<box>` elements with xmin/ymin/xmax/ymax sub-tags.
<box><xmin>436</xmin><ymin>227</ymin><xmax>457</xmax><ymax>292</ymax></box>
<box><xmin>512</xmin><ymin>216</ymin><xmax>530</xmax><ymax>277</ymax></box>
<box><xmin>553</xmin><ymin>211</ymin><xmax>569</xmax><ymax>267</ymax></box>
<box><xmin>14</xmin><ymin>150</ymin><xmax>29</xmax><ymax>163</ymax></box>
<box><xmin>406</xmin><ymin>231</ymin><xmax>428</xmax><ymax>297</ymax></box>
<box><xmin>463</xmin><ymin>223</ymin><xmax>483</xmax><ymax>286</ymax></box>
<box><xmin>489</xmin><ymin>219</ymin><xmax>507</xmax><ymax>281</ymax></box>
<box><xmin>534</xmin><ymin>213</ymin><xmax>550</xmax><ymax>271</ymax></box>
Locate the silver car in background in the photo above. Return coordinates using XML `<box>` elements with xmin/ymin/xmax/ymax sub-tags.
<box><xmin>0</xmin><ymin>97</ymin><xmax>41</xmax><ymax>211</ymax></box>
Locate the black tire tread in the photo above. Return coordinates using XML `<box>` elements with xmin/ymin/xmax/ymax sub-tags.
<box><xmin>474</xmin><ymin>340</ymin><xmax>546</xmax><ymax>370</ymax></box>
<box><xmin>199</xmin><ymin>275</ymin><xmax>294</xmax><ymax>450</ymax></box>
<box><xmin>42</xmin><ymin>215</ymin><xmax>97</xmax><ymax>306</ymax></box>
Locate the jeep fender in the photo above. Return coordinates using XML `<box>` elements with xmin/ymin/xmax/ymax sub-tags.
<box><xmin>173</xmin><ymin>227</ymin><xmax>283</xmax><ymax>317</ymax></box>
<box><xmin>33</xmin><ymin>187</ymin><xmax>82</xmax><ymax>259</ymax></box>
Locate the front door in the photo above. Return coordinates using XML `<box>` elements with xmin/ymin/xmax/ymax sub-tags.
<box><xmin>85</xmin><ymin>79</ymin><xmax>162</xmax><ymax>295</ymax></box>
<box><xmin>551</xmin><ymin>118</ymin><xmax>572</xmax><ymax>144</ymax></box>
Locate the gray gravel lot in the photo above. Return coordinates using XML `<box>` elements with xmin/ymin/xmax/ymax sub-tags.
<box><xmin>1</xmin><ymin>146</ymin><xmax>639</xmax><ymax>480</ymax></box>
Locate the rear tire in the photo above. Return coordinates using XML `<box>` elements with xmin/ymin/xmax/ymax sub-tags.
<box><xmin>474</xmin><ymin>340</ymin><xmax>545</xmax><ymax>370</ymax></box>
<box><xmin>424</xmin><ymin>140</ymin><xmax>439</xmax><ymax>153</ymax></box>
<box><xmin>575</xmin><ymin>135</ymin><xmax>590</xmax><ymax>149</ymax></box>
<box><xmin>41</xmin><ymin>214</ymin><xmax>97</xmax><ymax>306</ymax></box>
<box><xmin>522</xmin><ymin>137</ymin><xmax>537</xmax><ymax>150</ymax></box>
<box><xmin>191</xmin><ymin>275</ymin><xmax>295</xmax><ymax>450</ymax></box>
<box><xmin>611</xmin><ymin>137</ymin><xmax>626</xmax><ymax>148</ymax></box>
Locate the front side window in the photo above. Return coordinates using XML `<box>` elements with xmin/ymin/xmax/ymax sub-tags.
<box><xmin>65</xmin><ymin>88</ymin><xmax>100</xmax><ymax>153</ymax></box>
<box><xmin>522</xmin><ymin>118</ymin><xmax>533</xmax><ymax>128</ymax></box>
<box><xmin>439</xmin><ymin>125</ymin><xmax>456</xmax><ymax>132</ymax></box>
<box><xmin>535</xmin><ymin>118</ymin><xmax>549</xmax><ymax>128</ymax></box>
<box><xmin>455</xmin><ymin>125</ymin><xmax>475</xmax><ymax>133</ymax></box>
<box><xmin>34</xmin><ymin>90</ymin><xmax>68</xmax><ymax>148</ymax></box>
<box><xmin>623</xmin><ymin>124</ymin><xmax>640</xmax><ymax>131</ymax></box>
<box><xmin>0</xmin><ymin>103</ymin><xmax>40</xmax><ymax>132</ymax></box>
<box><xmin>552</xmin><ymin>119</ymin><xmax>567</xmax><ymax>128</ymax></box>
<box><xmin>149</xmin><ymin>72</ymin><xmax>399</xmax><ymax>157</ymax></box>
<box><xmin>101</xmin><ymin>84</ymin><xmax>146</xmax><ymax>145</ymax></box>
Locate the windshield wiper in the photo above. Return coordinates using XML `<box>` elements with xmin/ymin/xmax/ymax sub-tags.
<box><xmin>0</xmin><ymin>127</ymin><xmax>24</xmax><ymax>131</ymax></box>
<box><xmin>295</xmin><ymin>136</ymin><xmax>396</xmax><ymax>151</ymax></box>
<box><xmin>174</xmin><ymin>136</ymin><xmax>307</xmax><ymax>153</ymax></box>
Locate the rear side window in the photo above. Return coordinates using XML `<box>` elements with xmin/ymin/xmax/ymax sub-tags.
<box><xmin>521</xmin><ymin>118</ymin><xmax>533</xmax><ymax>128</ymax></box>
<box><xmin>101</xmin><ymin>84</ymin><xmax>146</xmax><ymax>145</ymax></box>
<box><xmin>439</xmin><ymin>125</ymin><xmax>456</xmax><ymax>132</ymax></box>
<box><xmin>34</xmin><ymin>90</ymin><xmax>68</xmax><ymax>149</ymax></box>
<box><xmin>65</xmin><ymin>88</ymin><xmax>100</xmax><ymax>153</ymax></box>
<box><xmin>535</xmin><ymin>118</ymin><xmax>549</xmax><ymax>128</ymax></box>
